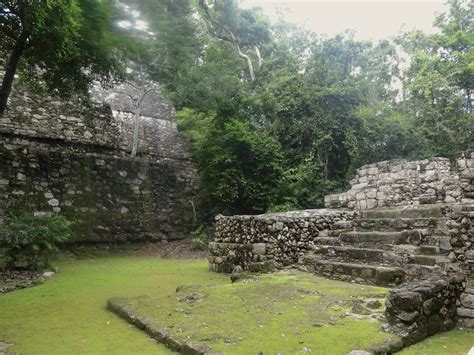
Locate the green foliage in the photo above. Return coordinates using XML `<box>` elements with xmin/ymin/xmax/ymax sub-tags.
<box><xmin>396</xmin><ymin>0</ymin><xmax>474</xmax><ymax>159</ymax></box>
<box><xmin>2</xmin><ymin>0</ymin><xmax>467</xmax><ymax>217</ymax></box>
<box><xmin>0</xmin><ymin>0</ymin><xmax>124</xmax><ymax>109</ymax></box>
<box><xmin>354</xmin><ymin>103</ymin><xmax>430</xmax><ymax>164</ymax></box>
<box><xmin>178</xmin><ymin>108</ymin><xmax>283</xmax><ymax>215</ymax></box>
<box><xmin>163</xmin><ymin>1</ymin><xmax>472</xmax><ymax>216</ymax></box>
<box><xmin>190</xmin><ymin>225</ymin><xmax>209</xmax><ymax>250</ymax></box>
<box><xmin>0</xmin><ymin>213</ymin><xmax>72</xmax><ymax>270</ymax></box>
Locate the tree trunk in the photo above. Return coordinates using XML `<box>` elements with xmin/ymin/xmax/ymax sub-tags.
<box><xmin>237</xmin><ymin>44</ymin><xmax>255</xmax><ymax>81</ymax></box>
<box><xmin>0</xmin><ymin>31</ymin><xmax>29</xmax><ymax>116</ymax></box>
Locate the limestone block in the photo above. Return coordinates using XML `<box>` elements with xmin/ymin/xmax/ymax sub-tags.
<box><xmin>457</xmin><ymin>307</ymin><xmax>474</xmax><ymax>318</ymax></box>
<box><xmin>366</xmin><ymin>190</ymin><xmax>377</xmax><ymax>199</ymax></box>
<box><xmin>252</xmin><ymin>243</ymin><xmax>266</xmax><ymax>255</ymax></box>
<box><xmin>461</xmin><ymin>293</ymin><xmax>474</xmax><ymax>309</ymax></box>
<box><xmin>47</xmin><ymin>199</ymin><xmax>59</xmax><ymax>207</ymax></box>
<box><xmin>367</xmin><ymin>167</ymin><xmax>378</xmax><ymax>175</ymax></box>
<box><xmin>366</xmin><ymin>199</ymin><xmax>377</xmax><ymax>209</ymax></box>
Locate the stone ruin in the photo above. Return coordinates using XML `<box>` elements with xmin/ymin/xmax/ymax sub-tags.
<box><xmin>0</xmin><ymin>79</ymin><xmax>196</xmax><ymax>247</ymax></box>
<box><xmin>209</xmin><ymin>152</ymin><xmax>474</xmax><ymax>347</ymax></box>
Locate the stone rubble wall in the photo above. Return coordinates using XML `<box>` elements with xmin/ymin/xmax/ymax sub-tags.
<box><xmin>325</xmin><ymin>153</ymin><xmax>474</xmax><ymax>210</ymax></box>
<box><xmin>0</xmin><ymin>83</ymin><xmax>197</xmax><ymax>244</ymax></box>
<box><xmin>457</xmin><ymin>150</ymin><xmax>474</xmax><ymax>201</ymax></box>
<box><xmin>208</xmin><ymin>209</ymin><xmax>355</xmax><ymax>273</ymax></box>
<box><xmin>458</xmin><ymin>281</ymin><xmax>474</xmax><ymax>328</ymax></box>
<box><xmin>0</xmin><ymin>88</ymin><xmax>191</xmax><ymax>160</ymax></box>
<box><xmin>444</xmin><ymin>205</ymin><xmax>474</xmax><ymax>271</ymax></box>
<box><xmin>385</xmin><ymin>275</ymin><xmax>465</xmax><ymax>345</ymax></box>
<box><xmin>443</xmin><ymin>205</ymin><xmax>474</xmax><ymax>326</ymax></box>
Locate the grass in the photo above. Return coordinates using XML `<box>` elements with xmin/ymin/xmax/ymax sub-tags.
<box><xmin>117</xmin><ymin>270</ymin><xmax>393</xmax><ymax>354</ymax></box>
<box><xmin>0</xmin><ymin>257</ymin><xmax>227</xmax><ymax>354</ymax></box>
<box><xmin>0</xmin><ymin>256</ymin><xmax>472</xmax><ymax>354</ymax></box>
<box><xmin>399</xmin><ymin>329</ymin><xmax>474</xmax><ymax>355</ymax></box>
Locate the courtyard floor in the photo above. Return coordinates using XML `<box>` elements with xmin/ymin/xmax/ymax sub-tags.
<box><xmin>0</xmin><ymin>256</ymin><xmax>472</xmax><ymax>354</ymax></box>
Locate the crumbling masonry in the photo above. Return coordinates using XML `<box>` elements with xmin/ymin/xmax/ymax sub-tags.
<box><xmin>0</xmin><ymin>82</ymin><xmax>197</xmax><ymax>245</ymax></box>
<box><xmin>209</xmin><ymin>152</ymin><xmax>474</xmax><ymax>345</ymax></box>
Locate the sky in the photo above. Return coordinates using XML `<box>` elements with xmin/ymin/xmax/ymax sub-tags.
<box><xmin>240</xmin><ymin>0</ymin><xmax>448</xmax><ymax>41</ymax></box>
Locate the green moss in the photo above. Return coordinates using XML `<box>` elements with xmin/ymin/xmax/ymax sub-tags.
<box><xmin>0</xmin><ymin>257</ymin><xmax>471</xmax><ymax>354</ymax></box>
<box><xmin>399</xmin><ymin>329</ymin><xmax>474</xmax><ymax>355</ymax></box>
<box><xmin>0</xmin><ymin>257</ymin><xmax>227</xmax><ymax>354</ymax></box>
<box><xmin>118</xmin><ymin>270</ymin><xmax>393</xmax><ymax>354</ymax></box>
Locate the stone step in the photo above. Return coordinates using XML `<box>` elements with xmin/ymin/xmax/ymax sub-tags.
<box><xmin>422</xmin><ymin>235</ymin><xmax>452</xmax><ymax>250</ymax></box>
<box><xmin>462</xmin><ymin>211</ymin><xmax>474</xmax><ymax>218</ymax></box>
<box><xmin>461</xmin><ymin>204</ymin><xmax>474</xmax><ymax>212</ymax></box>
<box><xmin>314</xmin><ymin>245</ymin><xmax>408</xmax><ymax>265</ymax></box>
<box><xmin>416</xmin><ymin>245</ymin><xmax>442</xmax><ymax>255</ymax></box>
<box><xmin>330</xmin><ymin>220</ymin><xmax>353</xmax><ymax>230</ymax></box>
<box><xmin>360</xmin><ymin>205</ymin><xmax>445</xmax><ymax>219</ymax></box>
<box><xmin>353</xmin><ymin>217</ymin><xmax>445</xmax><ymax>232</ymax></box>
<box><xmin>339</xmin><ymin>230</ymin><xmax>422</xmax><ymax>246</ymax></box>
<box><xmin>413</xmin><ymin>255</ymin><xmax>451</xmax><ymax>266</ymax></box>
<box><xmin>383</xmin><ymin>243</ymin><xmax>448</xmax><ymax>255</ymax></box>
<box><xmin>404</xmin><ymin>263</ymin><xmax>445</xmax><ymax>281</ymax></box>
<box><xmin>313</xmin><ymin>237</ymin><xmax>342</xmax><ymax>246</ymax></box>
<box><xmin>314</xmin><ymin>245</ymin><xmax>449</xmax><ymax>266</ymax></box>
<box><xmin>301</xmin><ymin>254</ymin><xmax>404</xmax><ymax>287</ymax></box>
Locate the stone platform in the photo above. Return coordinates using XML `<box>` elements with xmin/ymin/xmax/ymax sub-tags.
<box><xmin>209</xmin><ymin>151</ymin><xmax>474</xmax><ymax>342</ymax></box>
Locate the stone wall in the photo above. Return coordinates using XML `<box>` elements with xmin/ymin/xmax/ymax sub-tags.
<box><xmin>0</xmin><ymin>83</ymin><xmax>196</xmax><ymax>244</ymax></box>
<box><xmin>325</xmin><ymin>153</ymin><xmax>474</xmax><ymax>210</ymax></box>
<box><xmin>444</xmin><ymin>205</ymin><xmax>474</xmax><ymax>272</ymax></box>
<box><xmin>385</xmin><ymin>275</ymin><xmax>465</xmax><ymax>345</ymax></box>
<box><xmin>443</xmin><ymin>205</ymin><xmax>474</xmax><ymax>327</ymax></box>
<box><xmin>209</xmin><ymin>209</ymin><xmax>355</xmax><ymax>273</ymax></box>
<box><xmin>0</xmin><ymin>87</ymin><xmax>191</xmax><ymax>160</ymax></box>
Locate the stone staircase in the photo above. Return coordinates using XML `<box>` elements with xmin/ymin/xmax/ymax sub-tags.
<box><xmin>302</xmin><ymin>204</ymin><xmax>473</xmax><ymax>287</ymax></box>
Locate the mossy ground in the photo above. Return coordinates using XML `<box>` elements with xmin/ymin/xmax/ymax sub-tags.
<box><xmin>0</xmin><ymin>256</ymin><xmax>472</xmax><ymax>354</ymax></box>
<box><xmin>118</xmin><ymin>269</ymin><xmax>393</xmax><ymax>354</ymax></box>
<box><xmin>399</xmin><ymin>329</ymin><xmax>474</xmax><ymax>355</ymax></box>
<box><xmin>0</xmin><ymin>257</ymin><xmax>225</xmax><ymax>354</ymax></box>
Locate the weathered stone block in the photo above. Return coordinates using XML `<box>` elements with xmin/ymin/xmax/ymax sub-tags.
<box><xmin>252</xmin><ymin>243</ymin><xmax>266</xmax><ymax>255</ymax></box>
<box><xmin>460</xmin><ymin>293</ymin><xmax>474</xmax><ymax>309</ymax></box>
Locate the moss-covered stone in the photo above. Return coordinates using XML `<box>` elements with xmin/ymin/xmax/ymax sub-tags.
<box><xmin>109</xmin><ymin>269</ymin><xmax>395</xmax><ymax>354</ymax></box>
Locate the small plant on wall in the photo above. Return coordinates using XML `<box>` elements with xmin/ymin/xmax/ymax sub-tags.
<box><xmin>0</xmin><ymin>213</ymin><xmax>72</xmax><ymax>270</ymax></box>
<box><xmin>191</xmin><ymin>225</ymin><xmax>211</xmax><ymax>251</ymax></box>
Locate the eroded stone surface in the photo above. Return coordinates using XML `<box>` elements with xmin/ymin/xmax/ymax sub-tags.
<box><xmin>325</xmin><ymin>151</ymin><xmax>474</xmax><ymax>210</ymax></box>
<box><xmin>385</xmin><ymin>275</ymin><xmax>465</xmax><ymax>345</ymax></box>
<box><xmin>209</xmin><ymin>209</ymin><xmax>355</xmax><ymax>272</ymax></box>
<box><xmin>0</xmin><ymin>83</ymin><xmax>197</xmax><ymax>245</ymax></box>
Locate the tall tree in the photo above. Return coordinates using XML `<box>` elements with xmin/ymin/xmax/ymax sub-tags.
<box><xmin>396</xmin><ymin>0</ymin><xmax>473</xmax><ymax>158</ymax></box>
<box><xmin>198</xmin><ymin>0</ymin><xmax>270</xmax><ymax>81</ymax></box>
<box><xmin>0</xmin><ymin>0</ymin><xmax>123</xmax><ymax>116</ymax></box>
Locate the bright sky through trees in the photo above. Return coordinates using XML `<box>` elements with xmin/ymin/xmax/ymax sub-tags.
<box><xmin>240</xmin><ymin>0</ymin><xmax>447</xmax><ymax>40</ymax></box>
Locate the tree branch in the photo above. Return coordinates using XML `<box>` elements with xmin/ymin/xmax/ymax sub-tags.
<box><xmin>198</xmin><ymin>0</ymin><xmax>257</xmax><ymax>81</ymax></box>
<box><xmin>237</xmin><ymin>44</ymin><xmax>255</xmax><ymax>81</ymax></box>
<box><xmin>254</xmin><ymin>46</ymin><xmax>262</xmax><ymax>69</ymax></box>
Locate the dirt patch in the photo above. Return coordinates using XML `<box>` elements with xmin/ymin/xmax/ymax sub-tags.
<box><xmin>0</xmin><ymin>269</ymin><xmax>45</xmax><ymax>293</ymax></box>
<box><xmin>134</xmin><ymin>239</ymin><xmax>207</xmax><ymax>259</ymax></box>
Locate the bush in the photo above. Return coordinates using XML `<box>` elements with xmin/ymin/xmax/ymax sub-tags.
<box><xmin>0</xmin><ymin>213</ymin><xmax>72</xmax><ymax>270</ymax></box>
<box><xmin>191</xmin><ymin>225</ymin><xmax>210</xmax><ymax>251</ymax></box>
<box><xmin>177</xmin><ymin>108</ymin><xmax>284</xmax><ymax>215</ymax></box>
